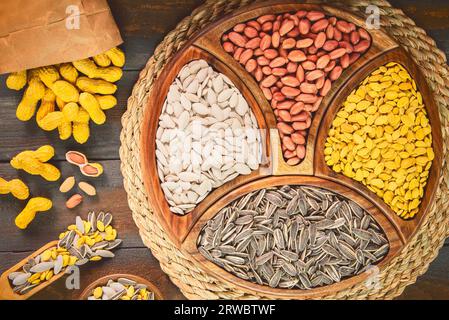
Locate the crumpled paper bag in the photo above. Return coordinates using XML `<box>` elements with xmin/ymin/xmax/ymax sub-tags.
<box><xmin>0</xmin><ymin>0</ymin><xmax>123</xmax><ymax>74</ymax></box>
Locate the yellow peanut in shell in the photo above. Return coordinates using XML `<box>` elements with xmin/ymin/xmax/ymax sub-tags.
<box><xmin>56</xmin><ymin>96</ymin><xmax>66</xmax><ymax>109</ymax></box>
<box><xmin>37</xmin><ymin>66</ymin><xmax>60</xmax><ymax>87</ymax></box>
<box><xmin>11</xmin><ymin>145</ymin><xmax>60</xmax><ymax>181</ymax></box>
<box><xmin>59</xmin><ymin>63</ymin><xmax>79</xmax><ymax>83</ymax></box>
<box><xmin>56</xmin><ymin>99</ymin><xmax>73</xmax><ymax>140</ymax></box>
<box><xmin>95</xmin><ymin>95</ymin><xmax>117</xmax><ymax>110</ymax></box>
<box><xmin>11</xmin><ymin>156</ymin><xmax>61</xmax><ymax>181</ymax></box>
<box><xmin>58</xmin><ymin>120</ymin><xmax>72</xmax><ymax>140</ymax></box>
<box><xmin>36</xmin><ymin>89</ymin><xmax>56</xmax><ymax>127</ymax></box>
<box><xmin>73</xmin><ymin>59</ymin><xmax>122</xmax><ymax>82</ymax></box>
<box><xmin>73</xmin><ymin>109</ymin><xmax>90</xmax><ymax>144</ymax></box>
<box><xmin>0</xmin><ymin>177</ymin><xmax>29</xmax><ymax>200</ymax></box>
<box><xmin>51</xmin><ymin>80</ymin><xmax>79</xmax><ymax>103</ymax></box>
<box><xmin>39</xmin><ymin>111</ymin><xmax>65</xmax><ymax>131</ymax></box>
<box><xmin>93</xmin><ymin>53</ymin><xmax>111</xmax><ymax>67</ymax></box>
<box><xmin>62</xmin><ymin>102</ymin><xmax>79</xmax><ymax>122</ymax></box>
<box><xmin>16</xmin><ymin>78</ymin><xmax>45</xmax><ymax>121</ymax></box>
<box><xmin>15</xmin><ymin>197</ymin><xmax>52</xmax><ymax>229</ymax></box>
<box><xmin>6</xmin><ymin>71</ymin><xmax>27</xmax><ymax>91</ymax></box>
<box><xmin>76</xmin><ymin>77</ymin><xmax>117</xmax><ymax>95</ymax></box>
<box><xmin>34</xmin><ymin>145</ymin><xmax>55</xmax><ymax>162</ymax></box>
<box><xmin>105</xmin><ymin>47</ymin><xmax>125</xmax><ymax>67</ymax></box>
<box><xmin>79</xmin><ymin>92</ymin><xmax>106</xmax><ymax>125</ymax></box>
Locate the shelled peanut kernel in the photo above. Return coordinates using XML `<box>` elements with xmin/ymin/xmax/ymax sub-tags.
<box><xmin>222</xmin><ymin>11</ymin><xmax>371</xmax><ymax>165</ymax></box>
<box><xmin>324</xmin><ymin>62</ymin><xmax>434</xmax><ymax>219</ymax></box>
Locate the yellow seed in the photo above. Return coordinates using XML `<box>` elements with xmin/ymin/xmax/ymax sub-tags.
<box><xmin>29</xmin><ymin>273</ymin><xmax>41</xmax><ymax>282</ymax></box>
<box><xmin>41</xmin><ymin>250</ymin><xmax>52</xmax><ymax>261</ymax></box>
<box><xmin>94</xmin><ymin>287</ymin><xmax>103</xmax><ymax>299</ymax></box>
<box><xmin>97</xmin><ymin>221</ymin><xmax>105</xmax><ymax>232</ymax></box>
<box><xmin>325</xmin><ymin>62</ymin><xmax>433</xmax><ymax>219</ymax></box>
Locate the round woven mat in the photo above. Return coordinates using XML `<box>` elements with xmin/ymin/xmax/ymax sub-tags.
<box><xmin>120</xmin><ymin>0</ymin><xmax>449</xmax><ymax>299</ymax></box>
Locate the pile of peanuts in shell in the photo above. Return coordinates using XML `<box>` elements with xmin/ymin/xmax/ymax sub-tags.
<box><xmin>222</xmin><ymin>10</ymin><xmax>371</xmax><ymax>165</ymax></box>
<box><xmin>156</xmin><ymin>59</ymin><xmax>262</xmax><ymax>215</ymax></box>
<box><xmin>325</xmin><ymin>62</ymin><xmax>434</xmax><ymax>219</ymax></box>
<box><xmin>5</xmin><ymin>47</ymin><xmax>125</xmax><ymax>144</ymax></box>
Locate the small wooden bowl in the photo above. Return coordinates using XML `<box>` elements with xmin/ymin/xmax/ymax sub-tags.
<box><xmin>79</xmin><ymin>274</ymin><xmax>164</xmax><ymax>300</ymax></box>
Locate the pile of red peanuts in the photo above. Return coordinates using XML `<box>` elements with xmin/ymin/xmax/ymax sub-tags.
<box><xmin>222</xmin><ymin>10</ymin><xmax>371</xmax><ymax>165</ymax></box>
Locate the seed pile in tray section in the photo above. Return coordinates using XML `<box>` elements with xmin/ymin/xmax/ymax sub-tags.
<box><xmin>197</xmin><ymin>185</ymin><xmax>389</xmax><ymax>290</ymax></box>
<box><xmin>222</xmin><ymin>11</ymin><xmax>371</xmax><ymax>165</ymax></box>
<box><xmin>325</xmin><ymin>62</ymin><xmax>434</xmax><ymax>220</ymax></box>
<box><xmin>156</xmin><ymin>59</ymin><xmax>263</xmax><ymax>215</ymax></box>
<box><xmin>8</xmin><ymin>212</ymin><xmax>121</xmax><ymax>295</ymax></box>
<box><xmin>88</xmin><ymin>278</ymin><xmax>155</xmax><ymax>300</ymax></box>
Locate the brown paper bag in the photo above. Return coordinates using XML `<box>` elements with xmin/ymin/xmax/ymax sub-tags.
<box><xmin>0</xmin><ymin>0</ymin><xmax>123</xmax><ymax>74</ymax></box>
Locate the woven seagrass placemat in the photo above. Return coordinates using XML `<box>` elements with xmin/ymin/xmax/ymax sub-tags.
<box><xmin>120</xmin><ymin>0</ymin><xmax>449</xmax><ymax>299</ymax></box>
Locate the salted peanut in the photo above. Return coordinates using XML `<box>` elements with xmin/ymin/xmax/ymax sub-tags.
<box><xmin>66</xmin><ymin>151</ymin><xmax>88</xmax><ymax>166</ymax></box>
<box><xmin>325</xmin><ymin>62</ymin><xmax>433</xmax><ymax>220</ymax></box>
<box><xmin>66</xmin><ymin>194</ymin><xmax>83</xmax><ymax>209</ymax></box>
<box><xmin>81</xmin><ymin>163</ymin><xmax>103</xmax><ymax>178</ymax></box>
<box><xmin>222</xmin><ymin>10</ymin><xmax>371</xmax><ymax>165</ymax></box>
<box><xmin>65</xmin><ymin>151</ymin><xmax>103</xmax><ymax>177</ymax></box>
<box><xmin>59</xmin><ymin>176</ymin><xmax>76</xmax><ymax>193</ymax></box>
<box><xmin>78</xmin><ymin>181</ymin><xmax>97</xmax><ymax>196</ymax></box>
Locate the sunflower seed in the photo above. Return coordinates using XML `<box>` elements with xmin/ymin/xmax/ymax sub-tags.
<box><xmin>198</xmin><ymin>185</ymin><xmax>389</xmax><ymax>290</ymax></box>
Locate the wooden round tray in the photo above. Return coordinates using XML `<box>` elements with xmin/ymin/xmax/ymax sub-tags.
<box><xmin>79</xmin><ymin>274</ymin><xmax>164</xmax><ymax>300</ymax></box>
<box><xmin>140</xmin><ymin>1</ymin><xmax>442</xmax><ymax>299</ymax></box>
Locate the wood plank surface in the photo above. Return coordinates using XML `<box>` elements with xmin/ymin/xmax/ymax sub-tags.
<box><xmin>0</xmin><ymin>0</ymin><xmax>448</xmax><ymax>300</ymax></box>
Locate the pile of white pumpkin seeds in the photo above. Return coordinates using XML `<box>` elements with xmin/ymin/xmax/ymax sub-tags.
<box><xmin>197</xmin><ymin>185</ymin><xmax>389</xmax><ymax>289</ymax></box>
<box><xmin>88</xmin><ymin>277</ymin><xmax>156</xmax><ymax>300</ymax></box>
<box><xmin>8</xmin><ymin>211</ymin><xmax>121</xmax><ymax>295</ymax></box>
<box><xmin>156</xmin><ymin>59</ymin><xmax>262</xmax><ymax>215</ymax></box>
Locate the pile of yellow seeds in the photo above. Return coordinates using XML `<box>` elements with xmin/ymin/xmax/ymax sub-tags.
<box><xmin>325</xmin><ymin>62</ymin><xmax>434</xmax><ymax>219</ymax></box>
<box><xmin>5</xmin><ymin>47</ymin><xmax>125</xmax><ymax>144</ymax></box>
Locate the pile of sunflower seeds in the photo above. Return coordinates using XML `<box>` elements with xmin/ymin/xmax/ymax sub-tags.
<box><xmin>8</xmin><ymin>211</ymin><xmax>122</xmax><ymax>295</ymax></box>
<box><xmin>156</xmin><ymin>59</ymin><xmax>262</xmax><ymax>215</ymax></box>
<box><xmin>87</xmin><ymin>277</ymin><xmax>156</xmax><ymax>300</ymax></box>
<box><xmin>197</xmin><ymin>185</ymin><xmax>389</xmax><ymax>289</ymax></box>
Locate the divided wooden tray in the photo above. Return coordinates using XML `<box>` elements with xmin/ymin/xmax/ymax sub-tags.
<box><xmin>140</xmin><ymin>1</ymin><xmax>442</xmax><ymax>299</ymax></box>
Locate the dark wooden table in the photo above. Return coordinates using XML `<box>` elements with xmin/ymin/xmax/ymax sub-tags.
<box><xmin>0</xmin><ymin>0</ymin><xmax>448</xmax><ymax>300</ymax></box>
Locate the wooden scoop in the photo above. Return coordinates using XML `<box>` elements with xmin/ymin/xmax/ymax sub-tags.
<box><xmin>0</xmin><ymin>241</ymin><xmax>65</xmax><ymax>300</ymax></box>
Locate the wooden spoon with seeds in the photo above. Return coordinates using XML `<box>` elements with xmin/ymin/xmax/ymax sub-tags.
<box><xmin>0</xmin><ymin>241</ymin><xmax>63</xmax><ymax>300</ymax></box>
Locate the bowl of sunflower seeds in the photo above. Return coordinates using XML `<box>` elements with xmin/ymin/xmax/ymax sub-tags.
<box><xmin>80</xmin><ymin>274</ymin><xmax>163</xmax><ymax>300</ymax></box>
